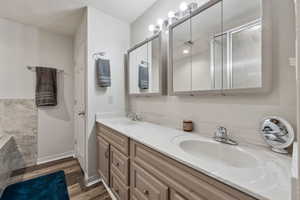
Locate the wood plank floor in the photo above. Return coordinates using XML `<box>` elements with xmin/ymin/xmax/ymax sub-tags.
<box><xmin>10</xmin><ymin>157</ymin><xmax>112</xmax><ymax>200</ymax></box>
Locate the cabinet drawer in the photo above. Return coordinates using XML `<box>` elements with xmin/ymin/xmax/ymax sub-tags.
<box><xmin>131</xmin><ymin>163</ymin><xmax>168</xmax><ymax>200</ymax></box>
<box><xmin>131</xmin><ymin>141</ymin><xmax>256</xmax><ymax>200</ymax></box>
<box><xmin>111</xmin><ymin>171</ymin><xmax>129</xmax><ymax>200</ymax></box>
<box><xmin>97</xmin><ymin>123</ymin><xmax>129</xmax><ymax>156</ymax></box>
<box><xmin>111</xmin><ymin>146</ymin><xmax>129</xmax><ymax>185</ymax></box>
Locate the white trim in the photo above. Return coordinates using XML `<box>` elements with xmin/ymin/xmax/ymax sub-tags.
<box><xmin>85</xmin><ymin>174</ymin><xmax>101</xmax><ymax>187</ymax></box>
<box><xmin>102</xmin><ymin>179</ymin><xmax>117</xmax><ymax>200</ymax></box>
<box><xmin>37</xmin><ymin>151</ymin><xmax>75</xmax><ymax>165</ymax></box>
<box><xmin>84</xmin><ymin>176</ymin><xmax>117</xmax><ymax>200</ymax></box>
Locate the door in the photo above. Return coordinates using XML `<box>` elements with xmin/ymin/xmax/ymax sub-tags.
<box><xmin>74</xmin><ymin>40</ymin><xmax>86</xmax><ymax>170</ymax></box>
<box><xmin>98</xmin><ymin>137</ymin><xmax>110</xmax><ymax>185</ymax></box>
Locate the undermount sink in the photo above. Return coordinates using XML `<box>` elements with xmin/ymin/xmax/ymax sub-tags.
<box><xmin>174</xmin><ymin>137</ymin><xmax>258</xmax><ymax>169</ymax></box>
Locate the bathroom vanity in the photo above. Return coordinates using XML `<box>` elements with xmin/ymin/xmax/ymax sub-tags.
<box><xmin>96</xmin><ymin>117</ymin><xmax>291</xmax><ymax>200</ymax></box>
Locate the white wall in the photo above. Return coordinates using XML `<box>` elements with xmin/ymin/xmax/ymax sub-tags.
<box><xmin>0</xmin><ymin>17</ymin><xmax>75</xmax><ymax>163</ymax></box>
<box><xmin>86</xmin><ymin>7</ymin><xmax>130</xmax><ymax>180</ymax></box>
<box><xmin>130</xmin><ymin>0</ymin><xmax>296</xmax><ymax>146</ymax></box>
<box><xmin>295</xmin><ymin>0</ymin><xmax>300</xmax><ymax>198</ymax></box>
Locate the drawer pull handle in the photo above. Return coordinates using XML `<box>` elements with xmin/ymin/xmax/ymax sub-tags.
<box><xmin>143</xmin><ymin>189</ymin><xmax>149</xmax><ymax>195</ymax></box>
<box><xmin>116</xmin><ymin>162</ymin><xmax>120</xmax><ymax>167</ymax></box>
<box><xmin>115</xmin><ymin>189</ymin><xmax>119</xmax><ymax>194</ymax></box>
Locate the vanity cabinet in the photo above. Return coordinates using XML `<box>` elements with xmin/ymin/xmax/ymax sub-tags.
<box><xmin>97</xmin><ymin>123</ymin><xmax>130</xmax><ymax>200</ymax></box>
<box><xmin>170</xmin><ymin>190</ymin><xmax>189</xmax><ymax>200</ymax></box>
<box><xmin>111</xmin><ymin>171</ymin><xmax>130</xmax><ymax>200</ymax></box>
<box><xmin>97</xmin><ymin>122</ymin><xmax>257</xmax><ymax>200</ymax></box>
<box><xmin>97</xmin><ymin>136</ymin><xmax>110</xmax><ymax>185</ymax></box>
<box><xmin>111</xmin><ymin>145</ymin><xmax>130</xmax><ymax>185</ymax></box>
<box><xmin>130</xmin><ymin>140</ymin><xmax>257</xmax><ymax>200</ymax></box>
<box><xmin>131</xmin><ymin>162</ymin><xmax>169</xmax><ymax>200</ymax></box>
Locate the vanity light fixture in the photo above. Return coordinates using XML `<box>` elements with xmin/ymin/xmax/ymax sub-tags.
<box><xmin>188</xmin><ymin>2</ymin><xmax>199</xmax><ymax>12</ymax></box>
<box><xmin>157</xmin><ymin>18</ymin><xmax>164</xmax><ymax>30</ymax></box>
<box><xmin>147</xmin><ymin>1</ymin><xmax>198</xmax><ymax>35</ymax></box>
<box><xmin>148</xmin><ymin>24</ymin><xmax>155</xmax><ymax>32</ymax></box>
<box><xmin>179</xmin><ymin>2</ymin><xmax>188</xmax><ymax>11</ymax></box>
<box><xmin>168</xmin><ymin>10</ymin><xmax>178</xmax><ymax>25</ymax></box>
<box><xmin>183</xmin><ymin>49</ymin><xmax>190</xmax><ymax>54</ymax></box>
<box><xmin>168</xmin><ymin>11</ymin><xmax>175</xmax><ymax>18</ymax></box>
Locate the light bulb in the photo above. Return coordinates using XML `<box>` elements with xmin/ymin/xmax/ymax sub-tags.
<box><xmin>157</xmin><ymin>18</ymin><xmax>164</xmax><ymax>26</ymax></box>
<box><xmin>183</xmin><ymin>49</ymin><xmax>189</xmax><ymax>54</ymax></box>
<box><xmin>168</xmin><ymin>11</ymin><xmax>175</xmax><ymax>18</ymax></box>
<box><xmin>179</xmin><ymin>2</ymin><xmax>188</xmax><ymax>11</ymax></box>
<box><xmin>148</xmin><ymin>24</ymin><xmax>155</xmax><ymax>32</ymax></box>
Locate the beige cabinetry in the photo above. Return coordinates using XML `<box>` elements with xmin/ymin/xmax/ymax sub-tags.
<box><xmin>131</xmin><ymin>162</ymin><xmax>168</xmax><ymax>200</ymax></box>
<box><xmin>97</xmin><ymin>122</ymin><xmax>257</xmax><ymax>200</ymax></box>
<box><xmin>97</xmin><ymin>123</ymin><xmax>130</xmax><ymax>200</ymax></box>
<box><xmin>97</xmin><ymin>136</ymin><xmax>110</xmax><ymax>185</ymax></box>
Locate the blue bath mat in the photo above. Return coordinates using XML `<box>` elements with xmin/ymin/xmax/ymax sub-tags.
<box><xmin>1</xmin><ymin>171</ymin><xmax>69</xmax><ymax>200</ymax></box>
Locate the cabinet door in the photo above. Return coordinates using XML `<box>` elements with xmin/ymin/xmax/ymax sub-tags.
<box><xmin>97</xmin><ymin>136</ymin><xmax>110</xmax><ymax>185</ymax></box>
<box><xmin>170</xmin><ymin>190</ymin><xmax>187</xmax><ymax>200</ymax></box>
<box><xmin>131</xmin><ymin>163</ymin><xmax>168</xmax><ymax>200</ymax></box>
<box><xmin>111</xmin><ymin>171</ymin><xmax>129</xmax><ymax>200</ymax></box>
<box><xmin>170</xmin><ymin>190</ymin><xmax>204</xmax><ymax>200</ymax></box>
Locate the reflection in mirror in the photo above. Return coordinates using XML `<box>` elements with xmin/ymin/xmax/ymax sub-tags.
<box><xmin>231</xmin><ymin>21</ymin><xmax>262</xmax><ymax>88</ymax></box>
<box><xmin>191</xmin><ymin>1</ymin><xmax>222</xmax><ymax>91</ymax></box>
<box><xmin>220</xmin><ymin>0</ymin><xmax>262</xmax><ymax>89</ymax></box>
<box><xmin>172</xmin><ymin>1</ymin><xmax>222</xmax><ymax>92</ymax></box>
<box><xmin>149</xmin><ymin>37</ymin><xmax>160</xmax><ymax>93</ymax></box>
<box><xmin>170</xmin><ymin>0</ymin><xmax>263</xmax><ymax>94</ymax></box>
<box><xmin>128</xmin><ymin>34</ymin><xmax>161</xmax><ymax>95</ymax></box>
<box><xmin>211</xmin><ymin>34</ymin><xmax>227</xmax><ymax>89</ymax></box>
<box><xmin>173</xmin><ymin>18</ymin><xmax>192</xmax><ymax>92</ymax></box>
<box><xmin>129</xmin><ymin>42</ymin><xmax>148</xmax><ymax>94</ymax></box>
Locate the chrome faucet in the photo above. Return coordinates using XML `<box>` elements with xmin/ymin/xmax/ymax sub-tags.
<box><xmin>214</xmin><ymin>126</ymin><xmax>238</xmax><ymax>145</ymax></box>
<box><xmin>127</xmin><ymin>112</ymin><xmax>142</xmax><ymax>121</ymax></box>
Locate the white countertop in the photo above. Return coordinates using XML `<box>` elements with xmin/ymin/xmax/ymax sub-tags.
<box><xmin>96</xmin><ymin>115</ymin><xmax>292</xmax><ymax>200</ymax></box>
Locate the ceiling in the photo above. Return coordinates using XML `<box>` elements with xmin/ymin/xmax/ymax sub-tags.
<box><xmin>0</xmin><ymin>0</ymin><xmax>158</xmax><ymax>36</ymax></box>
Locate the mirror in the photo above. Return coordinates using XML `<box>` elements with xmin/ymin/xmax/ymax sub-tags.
<box><xmin>220</xmin><ymin>0</ymin><xmax>262</xmax><ymax>89</ymax></box>
<box><xmin>170</xmin><ymin>0</ymin><xmax>267</xmax><ymax>95</ymax></box>
<box><xmin>128</xmin><ymin>34</ymin><xmax>163</xmax><ymax>96</ymax></box>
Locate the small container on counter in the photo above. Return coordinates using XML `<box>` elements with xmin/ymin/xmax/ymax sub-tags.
<box><xmin>183</xmin><ymin>120</ymin><xmax>193</xmax><ymax>132</ymax></box>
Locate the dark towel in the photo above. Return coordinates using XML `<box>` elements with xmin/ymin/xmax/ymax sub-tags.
<box><xmin>35</xmin><ymin>67</ymin><xmax>57</xmax><ymax>107</ymax></box>
<box><xmin>96</xmin><ymin>59</ymin><xmax>111</xmax><ymax>87</ymax></box>
<box><xmin>138</xmin><ymin>64</ymin><xmax>149</xmax><ymax>89</ymax></box>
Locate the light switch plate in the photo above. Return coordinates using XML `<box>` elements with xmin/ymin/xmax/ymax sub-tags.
<box><xmin>289</xmin><ymin>57</ymin><xmax>296</xmax><ymax>67</ymax></box>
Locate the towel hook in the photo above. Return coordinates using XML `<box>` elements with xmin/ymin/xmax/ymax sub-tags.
<box><xmin>93</xmin><ymin>52</ymin><xmax>106</xmax><ymax>60</ymax></box>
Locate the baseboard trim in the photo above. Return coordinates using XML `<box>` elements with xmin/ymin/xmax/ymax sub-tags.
<box><xmin>85</xmin><ymin>174</ymin><xmax>101</xmax><ymax>187</ymax></box>
<box><xmin>102</xmin><ymin>179</ymin><xmax>117</xmax><ymax>200</ymax></box>
<box><xmin>37</xmin><ymin>151</ymin><xmax>75</xmax><ymax>165</ymax></box>
<box><xmin>84</xmin><ymin>175</ymin><xmax>117</xmax><ymax>200</ymax></box>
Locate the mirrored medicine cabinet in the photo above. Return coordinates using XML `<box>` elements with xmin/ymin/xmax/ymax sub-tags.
<box><xmin>169</xmin><ymin>0</ymin><xmax>272</xmax><ymax>95</ymax></box>
<box><xmin>127</xmin><ymin>33</ymin><xmax>166</xmax><ymax>97</ymax></box>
